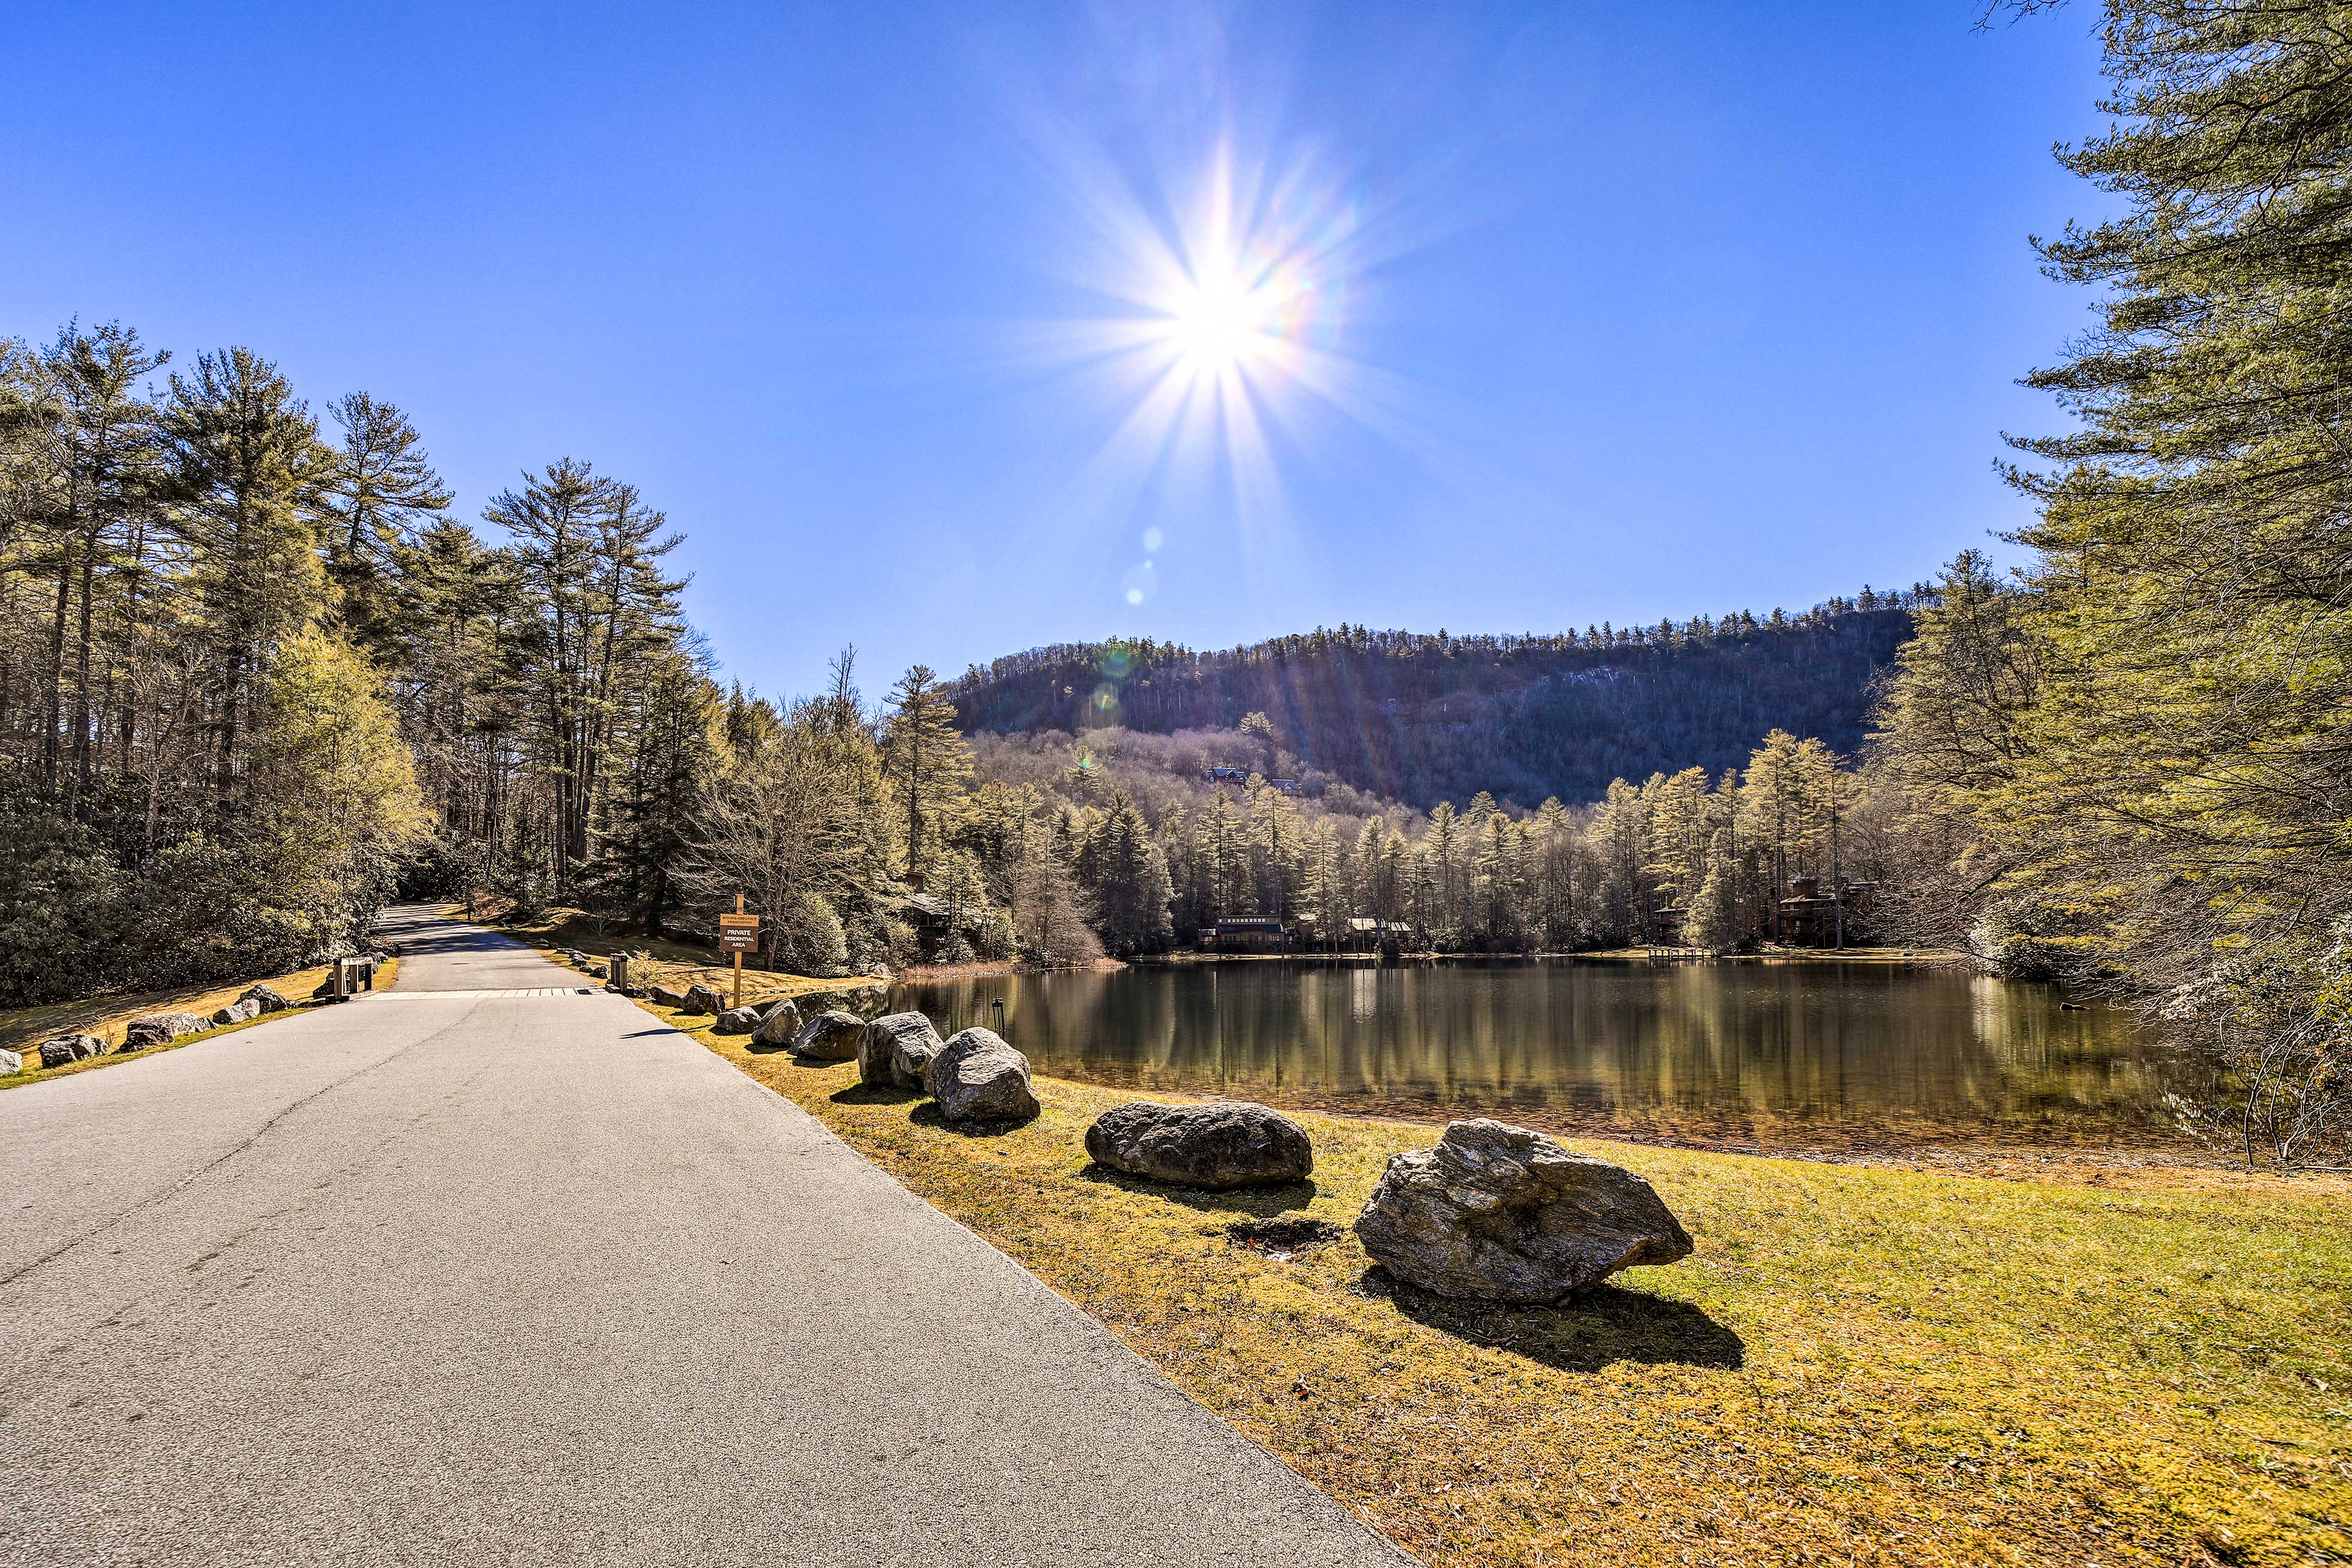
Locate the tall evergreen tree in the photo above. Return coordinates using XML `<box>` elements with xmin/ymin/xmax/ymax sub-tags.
<box><xmin>882</xmin><ymin>663</ymin><xmax>972</xmax><ymax>878</ymax></box>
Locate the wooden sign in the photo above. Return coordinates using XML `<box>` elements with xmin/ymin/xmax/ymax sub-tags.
<box><xmin>722</xmin><ymin>900</ymin><xmax>760</xmax><ymax>1007</ymax></box>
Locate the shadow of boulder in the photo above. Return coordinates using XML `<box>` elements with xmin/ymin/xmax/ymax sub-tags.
<box><xmin>832</xmin><ymin>1082</ymin><xmax>922</xmax><ymax>1106</ymax></box>
<box><xmin>1362</xmin><ymin>1268</ymin><xmax>1745</xmax><ymax>1373</ymax></box>
<box><xmin>910</xmin><ymin>1101</ymin><xmax>1035</xmax><ymax>1137</ymax></box>
<box><xmin>1078</xmin><ymin>1163</ymin><xmax>1319</xmax><ymax>1216</ymax></box>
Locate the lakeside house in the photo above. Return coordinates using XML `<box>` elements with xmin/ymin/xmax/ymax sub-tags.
<box><xmin>1200</xmin><ymin>915</ymin><xmax>1289</xmax><ymax>952</ymax></box>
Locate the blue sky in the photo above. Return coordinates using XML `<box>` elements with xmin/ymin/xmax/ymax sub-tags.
<box><xmin>2</xmin><ymin>2</ymin><xmax>2108</xmax><ymax>703</ymax></box>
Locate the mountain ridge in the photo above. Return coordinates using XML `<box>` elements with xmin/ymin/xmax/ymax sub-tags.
<box><xmin>949</xmin><ymin>586</ymin><xmax>1926</xmax><ymax>809</ymax></box>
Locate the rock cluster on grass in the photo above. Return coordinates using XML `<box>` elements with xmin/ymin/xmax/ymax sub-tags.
<box><xmin>37</xmin><ymin>1035</ymin><xmax>105</xmax><ymax>1068</ymax></box>
<box><xmin>924</xmin><ymin>1027</ymin><xmax>1039</xmax><ymax>1123</ymax></box>
<box><xmin>858</xmin><ymin>1012</ymin><xmax>942</xmax><ymax>1090</ymax></box>
<box><xmin>787</xmin><ymin>1010</ymin><xmax>865</xmax><ymax>1061</ymax></box>
<box><xmin>122</xmin><ymin>1012</ymin><xmax>208</xmax><ymax>1052</ymax></box>
<box><xmin>750</xmin><ymin>1000</ymin><xmax>803</xmax><ymax>1048</ymax></box>
<box><xmin>1085</xmin><ymin>1101</ymin><xmax>1314</xmax><ymax>1190</ymax></box>
<box><xmin>681</xmin><ymin>983</ymin><xmax>726</xmax><ymax>1016</ymax></box>
<box><xmin>648</xmin><ymin>983</ymin><xmax>689</xmax><ymax>1009</ymax></box>
<box><xmin>1354</xmin><ymin>1118</ymin><xmax>1692</xmax><ymax>1304</ymax></box>
<box><xmin>238</xmin><ymin>984</ymin><xmax>292</xmax><ymax>1015</ymax></box>
<box><xmin>211</xmin><ymin>999</ymin><xmax>261</xmax><ymax>1026</ymax></box>
<box><xmin>714</xmin><ymin>1006</ymin><xmax>761</xmax><ymax>1035</ymax></box>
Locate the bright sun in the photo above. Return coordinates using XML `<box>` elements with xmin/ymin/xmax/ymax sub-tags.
<box><xmin>1166</xmin><ymin>265</ymin><xmax>1274</xmax><ymax>377</ymax></box>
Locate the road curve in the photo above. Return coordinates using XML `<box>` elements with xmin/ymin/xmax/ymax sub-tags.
<box><xmin>0</xmin><ymin>905</ymin><xmax>1411</xmax><ymax>1567</ymax></box>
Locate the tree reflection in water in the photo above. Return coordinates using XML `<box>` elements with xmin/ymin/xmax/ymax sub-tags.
<box><xmin>892</xmin><ymin>960</ymin><xmax>2214</xmax><ymax>1153</ymax></box>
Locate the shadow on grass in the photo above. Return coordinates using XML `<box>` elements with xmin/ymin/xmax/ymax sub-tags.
<box><xmin>1078</xmin><ymin>1163</ymin><xmax>1320</xmax><ymax>1216</ymax></box>
<box><xmin>832</xmin><ymin>1082</ymin><xmax>921</xmax><ymax>1106</ymax></box>
<box><xmin>1361</xmin><ymin>1268</ymin><xmax>1744</xmax><ymax>1373</ymax></box>
<box><xmin>910</xmin><ymin>1101</ymin><xmax>1035</xmax><ymax>1138</ymax></box>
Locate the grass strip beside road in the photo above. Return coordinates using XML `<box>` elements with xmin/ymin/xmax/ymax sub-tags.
<box><xmin>0</xmin><ymin>958</ymin><xmax>397</xmax><ymax>1090</ymax></box>
<box><xmin>622</xmin><ymin>996</ymin><xmax>2352</xmax><ymax>1568</ymax></box>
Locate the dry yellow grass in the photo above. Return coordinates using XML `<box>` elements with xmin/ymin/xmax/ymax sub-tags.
<box><xmin>608</xmin><ymin>994</ymin><xmax>2352</xmax><ymax>1568</ymax></box>
<box><xmin>0</xmin><ymin>958</ymin><xmax>395</xmax><ymax>1088</ymax></box>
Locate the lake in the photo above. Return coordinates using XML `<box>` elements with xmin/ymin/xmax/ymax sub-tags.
<box><xmin>889</xmin><ymin>959</ymin><xmax>2211</xmax><ymax>1152</ymax></box>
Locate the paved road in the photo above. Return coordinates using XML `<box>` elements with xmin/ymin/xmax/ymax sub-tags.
<box><xmin>1</xmin><ymin>906</ymin><xmax>1409</xmax><ymax>1567</ymax></box>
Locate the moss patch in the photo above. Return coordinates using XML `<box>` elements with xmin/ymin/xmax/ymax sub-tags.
<box><xmin>633</xmin><ymin>997</ymin><xmax>2352</xmax><ymax>1568</ymax></box>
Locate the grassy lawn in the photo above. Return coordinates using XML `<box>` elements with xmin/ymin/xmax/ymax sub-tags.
<box><xmin>622</xmin><ymin>995</ymin><xmax>2352</xmax><ymax>1568</ymax></box>
<box><xmin>0</xmin><ymin>957</ymin><xmax>395</xmax><ymax>1090</ymax></box>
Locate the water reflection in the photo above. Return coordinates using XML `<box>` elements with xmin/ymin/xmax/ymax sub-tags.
<box><xmin>891</xmin><ymin>959</ymin><xmax>2210</xmax><ymax>1147</ymax></box>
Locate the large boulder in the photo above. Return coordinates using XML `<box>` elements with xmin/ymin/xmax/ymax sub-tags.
<box><xmin>858</xmin><ymin>1012</ymin><xmax>942</xmax><ymax>1090</ymax></box>
<box><xmin>648</xmin><ymin>982</ymin><xmax>690</xmax><ymax>1009</ymax></box>
<box><xmin>751</xmin><ymin>1000</ymin><xmax>804</xmax><ymax>1049</ymax></box>
<box><xmin>38</xmin><ymin>1034</ymin><xmax>104</xmax><ymax>1068</ymax></box>
<box><xmin>122</xmin><ymin>1012</ymin><xmax>209</xmax><ymax>1052</ymax></box>
<box><xmin>238</xmin><ymin>984</ymin><xmax>293</xmax><ymax>1015</ymax></box>
<box><xmin>211</xmin><ymin>1000</ymin><xmax>261</xmax><ymax>1027</ymax></box>
<box><xmin>680</xmin><ymin>983</ymin><xmax>726</xmax><ymax>1016</ymax></box>
<box><xmin>924</xmin><ymin>1027</ymin><xmax>1039</xmax><ymax>1124</ymax></box>
<box><xmin>1354</xmin><ymin>1119</ymin><xmax>1692</xmax><ymax>1304</ymax></box>
<box><xmin>714</xmin><ymin>1006</ymin><xmax>761</xmax><ymax>1035</ymax></box>
<box><xmin>1085</xmin><ymin>1101</ymin><xmax>1313</xmax><ymax>1190</ymax></box>
<box><xmin>0</xmin><ymin>1048</ymin><xmax>17</xmax><ymax>1075</ymax></box>
<box><xmin>788</xmin><ymin>1010</ymin><xmax>865</xmax><ymax>1061</ymax></box>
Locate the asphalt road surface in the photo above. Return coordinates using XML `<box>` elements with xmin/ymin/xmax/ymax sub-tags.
<box><xmin>0</xmin><ymin>905</ymin><xmax>1411</xmax><ymax>1567</ymax></box>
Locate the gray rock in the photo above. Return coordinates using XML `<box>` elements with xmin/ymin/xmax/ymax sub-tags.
<box><xmin>1354</xmin><ymin>1118</ymin><xmax>1692</xmax><ymax>1304</ymax></box>
<box><xmin>211</xmin><ymin>1000</ymin><xmax>262</xmax><ymax>1026</ymax></box>
<box><xmin>924</xmin><ymin>1027</ymin><xmax>1039</xmax><ymax>1123</ymax></box>
<box><xmin>714</xmin><ymin>1006</ymin><xmax>761</xmax><ymax>1035</ymax></box>
<box><xmin>238</xmin><ymin>984</ymin><xmax>293</xmax><ymax>1015</ymax></box>
<box><xmin>751</xmin><ymin>1000</ymin><xmax>804</xmax><ymax>1048</ymax></box>
<box><xmin>1085</xmin><ymin>1101</ymin><xmax>1313</xmax><ymax>1190</ymax></box>
<box><xmin>649</xmin><ymin>983</ymin><xmax>689</xmax><ymax>1009</ymax></box>
<box><xmin>680</xmin><ymin>983</ymin><xmax>726</xmax><ymax>1016</ymax></box>
<box><xmin>37</xmin><ymin>1034</ymin><xmax>104</xmax><ymax>1068</ymax></box>
<box><xmin>788</xmin><ymin>1009</ymin><xmax>865</xmax><ymax>1061</ymax></box>
<box><xmin>858</xmin><ymin>1012</ymin><xmax>942</xmax><ymax>1090</ymax></box>
<box><xmin>589</xmin><ymin>964</ymin><xmax>607</xmax><ymax>980</ymax></box>
<box><xmin>0</xmin><ymin>1048</ymin><xmax>18</xmax><ymax>1075</ymax></box>
<box><xmin>122</xmin><ymin>1012</ymin><xmax>209</xmax><ymax>1051</ymax></box>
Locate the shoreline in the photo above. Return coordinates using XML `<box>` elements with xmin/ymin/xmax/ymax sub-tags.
<box><xmin>484</xmin><ymin>910</ymin><xmax>2276</xmax><ymax>1181</ymax></box>
<box><xmin>653</xmin><ymin>1005</ymin><xmax>2352</xmax><ymax>1568</ymax></box>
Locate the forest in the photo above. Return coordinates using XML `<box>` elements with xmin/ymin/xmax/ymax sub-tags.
<box><xmin>949</xmin><ymin>594</ymin><xmax>1923</xmax><ymax>809</ymax></box>
<box><xmin>0</xmin><ymin>314</ymin><xmax>1899</xmax><ymax>1012</ymax></box>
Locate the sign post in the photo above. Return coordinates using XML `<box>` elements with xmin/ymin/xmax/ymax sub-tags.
<box><xmin>718</xmin><ymin>897</ymin><xmax>761</xmax><ymax>1010</ymax></box>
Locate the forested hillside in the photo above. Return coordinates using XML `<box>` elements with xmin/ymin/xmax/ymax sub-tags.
<box><xmin>951</xmin><ymin>592</ymin><xmax>1923</xmax><ymax>809</ymax></box>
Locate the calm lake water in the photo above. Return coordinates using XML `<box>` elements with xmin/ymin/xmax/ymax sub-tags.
<box><xmin>889</xmin><ymin>959</ymin><xmax>2210</xmax><ymax>1148</ymax></box>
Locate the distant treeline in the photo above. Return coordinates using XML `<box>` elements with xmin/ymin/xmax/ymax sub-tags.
<box><xmin>951</xmin><ymin>589</ymin><xmax>1929</xmax><ymax>808</ymax></box>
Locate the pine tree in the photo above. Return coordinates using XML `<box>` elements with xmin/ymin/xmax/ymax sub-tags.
<box><xmin>323</xmin><ymin>393</ymin><xmax>450</xmax><ymax>652</ymax></box>
<box><xmin>159</xmin><ymin>347</ymin><xmax>333</xmax><ymax>797</ymax></box>
<box><xmin>882</xmin><ymin>663</ymin><xmax>972</xmax><ymax>878</ymax></box>
<box><xmin>1074</xmin><ymin>790</ymin><xmax>1174</xmax><ymax>954</ymax></box>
